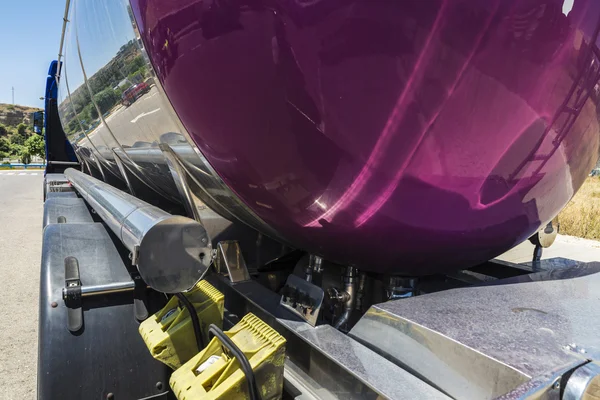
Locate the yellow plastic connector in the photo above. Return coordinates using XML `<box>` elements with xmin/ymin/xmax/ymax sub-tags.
<box><xmin>170</xmin><ymin>313</ymin><xmax>286</xmax><ymax>400</ymax></box>
<box><xmin>139</xmin><ymin>280</ymin><xmax>224</xmax><ymax>369</ymax></box>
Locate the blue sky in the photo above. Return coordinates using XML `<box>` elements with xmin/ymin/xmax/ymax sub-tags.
<box><xmin>0</xmin><ymin>0</ymin><xmax>133</xmax><ymax>108</ymax></box>
<box><xmin>0</xmin><ymin>0</ymin><xmax>65</xmax><ymax>108</ymax></box>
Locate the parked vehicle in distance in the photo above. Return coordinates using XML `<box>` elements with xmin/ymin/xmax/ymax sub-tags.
<box><xmin>121</xmin><ymin>82</ymin><xmax>150</xmax><ymax>107</ymax></box>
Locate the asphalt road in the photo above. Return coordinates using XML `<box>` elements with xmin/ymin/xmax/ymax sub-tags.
<box><xmin>0</xmin><ymin>171</ymin><xmax>43</xmax><ymax>400</ymax></box>
<box><xmin>82</xmin><ymin>86</ymin><xmax>178</xmax><ymax>149</ymax></box>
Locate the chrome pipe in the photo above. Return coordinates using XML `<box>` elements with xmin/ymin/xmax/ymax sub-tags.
<box><xmin>333</xmin><ymin>266</ymin><xmax>357</xmax><ymax>330</ymax></box>
<box><xmin>81</xmin><ymin>281</ymin><xmax>134</xmax><ymax>297</ymax></box>
<box><xmin>305</xmin><ymin>254</ymin><xmax>323</xmax><ymax>283</ymax></box>
<box><xmin>64</xmin><ymin>168</ymin><xmax>211</xmax><ymax>293</ymax></box>
<box><xmin>48</xmin><ymin>161</ymin><xmax>80</xmax><ymax>165</ymax></box>
<box><xmin>56</xmin><ymin>0</ymin><xmax>71</xmax><ymax>79</ymax></box>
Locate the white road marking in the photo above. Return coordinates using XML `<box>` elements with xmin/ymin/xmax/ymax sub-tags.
<box><xmin>130</xmin><ymin>108</ymin><xmax>160</xmax><ymax>123</ymax></box>
<box><xmin>0</xmin><ymin>171</ymin><xmax>42</xmax><ymax>176</ymax></box>
<box><xmin>142</xmin><ymin>92</ymin><xmax>158</xmax><ymax>101</ymax></box>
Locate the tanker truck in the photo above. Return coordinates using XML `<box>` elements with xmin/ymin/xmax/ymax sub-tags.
<box><xmin>37</xmin><ymin>0</ymin><xmax>600</xmax><ymax>399</ymax></box>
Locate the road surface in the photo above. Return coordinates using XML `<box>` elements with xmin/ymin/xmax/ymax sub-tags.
<box><xmin>498</xmin><ymin>234</ymin><xmax>600</xmax><ymax>264</ymax></box>
<box><xmin>0</xmin><ymin>171</ymin><xmax>43</xmax><ymax>400</ymax></box>
<box><xmin>80</xmin><ymin>86</ymin><xmax>177</xmax><ymax>150</ymax></box>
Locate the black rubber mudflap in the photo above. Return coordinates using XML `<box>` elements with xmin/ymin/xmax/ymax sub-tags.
<box><xmin>38</xmin><ymin>223</ymin><xmax>172</xmax><ymax>399</ymax></box>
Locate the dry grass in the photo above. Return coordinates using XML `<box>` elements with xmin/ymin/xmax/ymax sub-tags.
<box><xmin>558</xmin><ymin>176</ymin><xmax>600</xmax><ymax>240</ymax></box>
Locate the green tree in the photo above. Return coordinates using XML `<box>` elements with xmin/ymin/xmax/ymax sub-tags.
<box><xmin>25</xmin><ymin>135</ymin><xmax>45</xmax><ymax>158</ymax></box>
<box><xmin>17</xmin><ymin>123</ymin><xmax>28</xmax><ymax>136</ymax></box>
<box><xmin>0</xmin><ymin>124</ymin><xmax>8</xmax><ymax>136</ymax></box>
<box><xmin>94</xmin><ymin>87</ymin><xmax>119</xmax><ymax>114</ymax></box>
<box><xmin>123</xmin><ymin>55</ymin><xmax>144</xmax><ymax>77</ymax></box>
<box><xmin>9</xmin><ymin>143</ymin><xmax>23</xmax><ymax>157</ymax></box>
<box><xmin>9</xmin><ymin>133</ymin><xmax>26</xmax><ymax>146</ymax></box>
<box><xmin>0</xmin><ymin>137</ymin><xmax>10</xmax><ymax>154</ymax></box>
<box><xmin>20</xmin><ymin>148</ymin><xmax>31</xmax><ymax>165</ymax></box>
<box><xmin>66</xmin><ymin>118</ymin><xmax>79</xmax><ymax>135</ymax></box>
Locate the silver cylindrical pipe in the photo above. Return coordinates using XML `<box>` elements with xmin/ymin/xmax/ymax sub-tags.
<box><xmin>56</xmin><ymin>0</ymin><xmax>71</xmax><ymax>79</ymax></box>
<box><xmin>65</xmin><ymin>168</ymin><xmax>211</xmax><ymax>293</ymax></box>
<box><xmin>81</xmin><ymin>281</ymin><xmax>135</xmax><ymax>296</ymax></box>
<box><xmin>333</xmin><ymin>266</ymin><xmax>358</xmax><ymax>330</ymax></box>
<box><xmin>305</xmin><ymin>255</ymin><xmax>323</xmax><ymax>283</ymax></box>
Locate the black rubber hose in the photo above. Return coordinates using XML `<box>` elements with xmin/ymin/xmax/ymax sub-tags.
<box><xmin>208</xmin><ymin>324</ymin><xmax>262</xmax><ymax>400</ymax></box>
<box><xmin>175</xmin><ymin>292</ymin><xmax>204</xmax><ymax>352</ymax></box>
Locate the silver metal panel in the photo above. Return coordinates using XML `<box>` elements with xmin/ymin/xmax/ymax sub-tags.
<box><xmin>57</xmin><ymin>3</ymin><xmax>122</xmax><ymax>179</ymax></box>
<box><xmin>216</xmin><ymin>241</ymin><xmax>251</xmax><ymax>283</ymax></box>
<box><xmin>349</xmin><ymin>263</ymin><xmax>600</xmax><ymax>400</ymax></box>
<box><xmin>282</xmin><ymin>321</ymin><xmax>451</xmax><ymax>400</ymax></box>
<box><xmin>65</xmin><ymin>168</ymin><xmax>210</xmax><ymax>293</ymax></box>
<box><xmin>57</xmin><ymin>0</ymin><xmax>291</xmax><ymax>250</ymax></box>
<box><xmin>280</xmin><ymin>274</ymin><xmax>324</xmax><ymax>327</ymax></box>
<box><xmin>45</xmin><ymin>173</ymin><xmax>69</xmax><ymax>183</ymax></box>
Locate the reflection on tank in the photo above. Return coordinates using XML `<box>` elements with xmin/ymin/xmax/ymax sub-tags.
<box><xmin>56</xmin><ymin>0</ymin><xmax>600</xmax><ymax>276</ymax></box>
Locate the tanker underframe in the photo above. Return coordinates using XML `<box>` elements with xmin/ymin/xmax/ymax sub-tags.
<box><xmin>37</xmin><ymin>95</ymin><xmax>600</xmax><ymax>400</ymax></box>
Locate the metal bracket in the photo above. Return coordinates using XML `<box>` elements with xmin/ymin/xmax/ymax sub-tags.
<box><xmin>215</xmin><ymin>241</ymin><xmax>251</xmax><ymax>283</ymax></box>
<box><xmin>63</xmin><ymin>256</ymin><xmax>83</xmax><ymax>332</ymax></box>
<box><xmin>280</xmin><ymin>274</ymin><xmax>324</xmax><ymax>326</ymax></box>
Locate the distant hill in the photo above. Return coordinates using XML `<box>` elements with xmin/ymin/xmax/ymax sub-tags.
<box><xmin>0</xmin><ymin>103</ymin><xmax>42</xmax><ymax>128</ymax></box>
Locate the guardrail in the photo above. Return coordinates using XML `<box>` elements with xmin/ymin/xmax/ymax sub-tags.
<box><xmin>0</xmin><ymin>163</ymin><xmax>46</xmax><ymax>169</ymax></box>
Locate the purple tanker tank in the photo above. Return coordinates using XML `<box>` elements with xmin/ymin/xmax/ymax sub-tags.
<box><xmin>127</xmin><ymin>0</ymin><xmax>600</xmax><ymax>275</ymax></box>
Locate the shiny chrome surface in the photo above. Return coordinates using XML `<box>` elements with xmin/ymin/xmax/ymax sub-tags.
<box><xmin>160</xmin><ymin>143</ymin><xmax>201</xmax><ymax>221</ymax></box>
<box><xmin>279</xmin><ymin>274</ymin><xmax>324</xmax><ymax>327</ymax></box>
<box><xmin>349</xmin><ymin>263</ymin><xmax>600</xmax><ymax>399</ymax></box>
<box><xmin>57</xmin><ymin>0</ymin><xmax>288</xmax><ymax>253</ymax></box>
<box><xmin>332</xmin><ymin>266</ymin><xmax>357</xmax><ymax>330</ymax></box>
<box><xmin>57</xmin><ymin>9</ymin><xmax>121</xmax><ymax>179</ymax></box>
<box><xmin>563</xmin><ymin>362</ymin><xmax>600</xmax><ymax>400</ymax></box>
<box><xmin>76</xmin><ymin>281</ymin><xmax>135</xmax><ymax>297</ymax></box>
<box><xmin>496</xmin><ymin>365</ymin><xmax>571</xmax><ymax>400</ymax></box>
<box><xmin>215</xmin><ymin>241</ymin><xmax>251</xmax><ymax>283</ymax></box>
<box><xmin>64</xmin><ymin>168</ymin><xmax>210</xmax><ymax>293</ymax></box>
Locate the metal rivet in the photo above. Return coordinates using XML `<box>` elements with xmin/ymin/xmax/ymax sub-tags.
<box><xmin>50</xmin><ymin>301</ymin><xmax>58</xmax><ymax>308</ymax></box>
<box><xmin>553</xmin><ymin>381</ymin><xmax>560</xmax><ymax>390</ymax></box>
<box><xmin>156</xmin><ymin>381</ymin><xmax>163</xmax><ymax>391</ymax></box>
